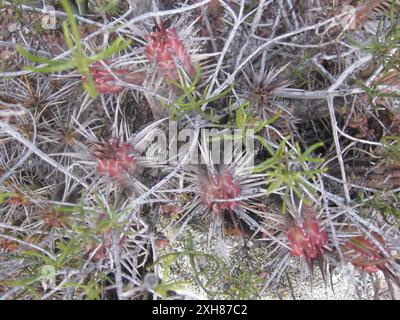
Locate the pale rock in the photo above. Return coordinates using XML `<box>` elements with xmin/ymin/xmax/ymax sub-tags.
<box><xmin>7</xmin><ymin>23</ymin><xmax>18</xmax><ymax>33</ymax></box>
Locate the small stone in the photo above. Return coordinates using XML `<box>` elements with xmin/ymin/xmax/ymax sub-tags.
<box><xmin>7</xmin><ymin>23</ymin><xmax>18</xmax><ymax>33</ymax></box>
<box><xmin>0</xmin><ymin>29</ymin><xmax>11</xmax><ymax>40</ymax></box>
<box><xmin>148</xmin><ymin>168</ymin><xmax>160</xmax><ymax>177</ymax></box>
<box><xmin>0</xmin><ymin>50</ymin><xmax>12</xmax><ymax>60</ymax></box>
<box><xmin>41</xmin><ymin>14</ymin><xmax>57</xmax><ymax>30</ymax></box>
<box><xmin>22</xmin><ymin>27</ymin><xmax>31</xmax><ymax>35</ymax></box>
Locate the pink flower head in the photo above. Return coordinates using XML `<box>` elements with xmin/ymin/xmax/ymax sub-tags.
<box><xmin>93</xmin><ymin>137</ymin><xmax>136</xmax><ymax>178</ymax></box>
<box><xmin>342</xmin><ymin>233</ymin><xmax>389</xmax><ymax>273</ymax></box>
<box><xmin>145</xmin><ymin>21</ymin><xmax>195</xmax><ymax>81</ymax></box>
<box><xmin>86</xmin><ymin>230</ymin><xmax>126</xmax><ymax>261</ymax></box>
<box><xmin>286</xmin><ymin>213</ymin><xmax>328</xmax><ymax>259</ymax></box>
<box><xmin>200</xmin><ymin>170</ymin><xmax>241</xmax><ymax>214</ymax></box>
<box><xmin>83</xmin><ymin>62</ymin><xmax>145</xmax><ymax>94</ymax></box>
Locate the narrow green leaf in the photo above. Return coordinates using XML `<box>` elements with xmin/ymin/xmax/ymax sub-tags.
<box><xmin>88</xmin><ymin>38</ymin><xmax>132</xmax><ymax>62</ymax></box>
<box><xmin>16</xmin><ymin>45</ymin><xmax>68</xmax><ymax>66</ymax></box>
<box><xmin>26</xmin><ymin>61</ymin><xmax>75</xmax><ymax>73</ymax></box>
<box><xmin>61</xmin><ymin>0</ymin><xmax>82</xmax><ymax>50</ymax></box>
<box><xmin>236</xmin><ymin>108</ymin><xmax>245</xmax><ymax>129</ymax></box>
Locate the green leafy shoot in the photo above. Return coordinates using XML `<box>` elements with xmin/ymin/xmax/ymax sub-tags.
<box><xmin>347</xmin><ymin>4</ymin><xmax>400</xmax><ymax>100</ymax></box>
<box><xmin>160</xmin><ymin>65</ymin><xmax>233</xmax><ymax>122</ymax></box>
<box><xmin>381</xmin><ymin>135</ymin><xmax>400</xmax><ymax>165</ymax></box>
<box><xmin>0</xmin><ymin>195</ymin><xmax>128</xmax><ymax>298</ymax></box>
<box><xmin>0</xmin><ymin>192</ymin><xmax>19</xmax><ymax>204</ymax></box>
<box><xmin>208</xmin><ymin>102</ymin><xmax>281</xmax><ymax>144</ymax></box>
<box><xmin>234</xmin><ymin>101</ymin><xmax>281</xmax><ymax>133</ymax></box>
<box><xmin>63</xmin><ymin>280</ymin><xmax>104</xmax><ymax>300</ymax></box>
<box><xmin>254</xmin><ymin>136</ymin><xmax>326</xmax><ymax>211</ymax></box>
<box><xmin>15</xmin><ymin>0</ymin><xmax>131</xmax><ymax>98</ymax></box>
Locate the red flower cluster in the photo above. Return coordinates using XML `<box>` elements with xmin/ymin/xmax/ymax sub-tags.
<box><xmin>200</xmin><ymin>170</ymin><xmax>241</xmax><ymax>214</ymax></box>
<box><xmin>286</xmin><ymin>214</ymin><xmax>328</xmax><ymax>259</ymax></box>
<box><xmin>8</xmin><ymin>190</ymin><xmax>29</xmax><ymax>206</ymax></box>
<box><xmin>43</xmin><ymin>210</ymin><xmax>66</xmax><ymax>229</ymax></box>
<box><xmin>86</xmin><ymin>231</ymin><xmax>125</xmax><ymax>261</ymax></box>
<box><xmin>83</xmin><ymin>62</ymin><xmax>145</xmax><ymax>94</ymax></box>
<box><xmin>145</xmin><ymin>23</ymin><xmax>195</xmax><ymax>81</ymax></box>
<box><xmin>342</xmin><ymin>233</ymin><xmax>389</xmax><ymax>273</ymax></box>
<box><xmin>93</xmin><ymin>138</ymin><xmax>136</xmax><ymax>177</ymax></box>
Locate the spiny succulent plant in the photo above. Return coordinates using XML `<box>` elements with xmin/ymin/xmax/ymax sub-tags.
<box><xmin>158</xmin><ymin>138</ymin><xmax>266</xmax><ymax>252</ymax></box>
<box><xmin>200</xmin><ymin>169</ymin><xmax>242</xmax><ymax>214</ymax></box>
<box><xmin>249</xmin><ymin>66</ymin><xmax>291</xmax><ymax>108</ymax></box>
<box><xmin>286</xmin><ymin>211</ymin><xmax>328</xmax><ymax>261</ymax></box>
<box><xmin>341</xmin><ymin>232</ymin><xmax>400</xmax><ymax>290</ymax></box>
<box><xmin>92</xmin><ymin>137</ymin><xmax>137</xmax><ymax>178</ymax></box>
<box><xmin>145</xmin><ymin>20</ymin><xmax>196</xmax><ymax>81</ymax></box>
<box><xmin>1</xmin><ymin>175</ymin><xmax>51</xmax><ymax>208</ymax></box>
<box><xmin>2</xmin><ymin>0</ymin><xmax>400</xmax><ymax>300</ymax></box>
<box><xmin>342</xmin><ymin>233</ymin><xmax>391</xmax><ymax>272</ymax></box>
<box><xmin>41</xmin><ymin>209</ymin><xmax>68</xmax><ymax>229</ymax></box>
<box><xmin>238</xmin><ymin>60</ymin><xmax>294</xmax><ymax>146</ymax></box>
<box><xmin>0</xmin><ymin>76</ymin><xmax>54</xmax><ymax>112</ymax></box>
<box><xmin>257</xmin><ymin>202</ymin><xmax>337</xmax><ymax>290</ymax></box>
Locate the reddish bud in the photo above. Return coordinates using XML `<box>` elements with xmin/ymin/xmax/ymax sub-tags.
<box><xmin>145</xmin><ymin>24</ymin><xmax>195</xmax><ymax>80</ymax></box>
<box><xmin>43</xmin><ymin>210</ymin><xmax>66</xmax><ymax>229</ymax></box>
<box><xmin>286</xmin><ymin>214</ymin><xmax>328</xmax><ymax>259</ymax></box>
<box><xmin>86</xmin><ymin>232</ymin><xmax>125</xmax><ymax>261</ymax></box>
<box><xmin>8</xmin><ymin>190</ymin><xmax>29</xmax><ymax>206</ymax></box>
<box><xmin>93</xmin><ymin>138</ymin><xmax>136</xmax><ymax>178</ymax></box>
<box><xmin>160</xmin><ymin>204</ymin><xmax>182</xmax><ymax>217</ymax></box>
<box><xmin>0</xmin><ymin>239</ymin><xmax>19</xmax><ymax>252</ymax></box>
<box><xmin>200</xmin><ymin>170</ymin><xmax>241</xmax><ymax>214</ymax></box>
<box><xmin>83</xmin><ymin>62</ymin><xmax>145</xmax><ymax>94</ymax></box>
<box><xmin>342</xmin><ymin>233</ymin><xmax>389</xmax><ymax>273</ymax></box>
<box><xmin>156</xmin><ymin>238</ymin><xmax>170</xmax><ymax>249</ymax></box>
